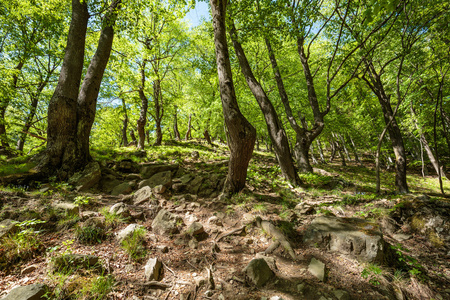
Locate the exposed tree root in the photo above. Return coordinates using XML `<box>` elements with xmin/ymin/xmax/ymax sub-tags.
<box><xmin>255</xmin><ymin>216</ymin><xmax>297</xmax><ymax>260</ymax></box>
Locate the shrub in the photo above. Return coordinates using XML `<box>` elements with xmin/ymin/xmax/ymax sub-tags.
<box><xmin>121</xmin><ymin>227</ymin><xmax>147</xmax><ymax>261</ymax></box>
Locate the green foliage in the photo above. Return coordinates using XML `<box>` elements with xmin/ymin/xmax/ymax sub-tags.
<box><xmin>299</xmin><ymin>173</ymin><xmax>332</xmax><ymax>186</ymax></box>
<box><xmin>361</xmin><ymin>263</ymin><xmax>384</xmax><ymax>286</ymax></box>
<box><xmin>75</xmin><ymin>225</ymin><xmax>106</xmax><ymax>245</ymax></box>
<box><xmin>0</xmin><ymin>219</ymin><xmax>46</xmax><ymax>269</ymax></box>
<box><xmin>120</xmin><ymin>227</ymin><xmax>147</xmax><ymax>261</ymax></box>
<box><xmin>100</xmin><ymin>207</ymin><xmax>126</xmax><ymax>229</ymax></box>
<box><xmin>390</xmin><ymin>244</ymin><xmax>425</xmax><ymax>279</ymax></box>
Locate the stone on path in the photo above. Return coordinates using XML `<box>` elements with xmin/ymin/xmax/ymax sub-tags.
<box><xmin>152</xmin><ymin>209</ymin><xmax>183</xmax><ymax>235</ymax></box>
<box><xmin>109</xmin><ymin>202</ymin><xmax>130</xmax><ymax>218</ymax></box>
<box><xmin>116</xmin><ymin>224</ymin><xmax>145</xmax><ymax>243</ymax></box>
<box><xmin>133</xmin><ymin>186</ymin><xmax>153</xmax><ymax>205</ymax></box>
<box><xmin>138</xmin><ymin>171</ymin><xmax>172</xmax><ymax>189</ymax></box>
<box><xmin>308</xmin><ymin>257</ymin><xmax>326</xmax><ymax>282</ymax></box>
<box><xmin>186</xmin><ymin>222</ymin><xmax>205</xmax><ymax>236</ymax></box>
<box><xmin>144</xmin><ymin>258</ymin><xmax>163</xmax><ymax>281</ymax></box>
<box><xmin>0</xmin><ymin>283</ymin><xmax>47</xmax><ymax>300</ymax></box>
<box><xmin>243</xmin><ymin>258</ymin><xmax>274</xmax><ymax>287</ymax></box>
<box><xmin>68</xmin><ymin>161</ymin><xmax>101</xmax><ymax>192</ymax></box>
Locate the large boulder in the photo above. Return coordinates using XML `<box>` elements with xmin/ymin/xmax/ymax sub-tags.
<box><xmin>68</xmin><ymin>161</ymin><xmax>101</xmax><ymax>192</ymax></box>
<box><xmin>99</xmin><ymin>174</ymin><xmax>121</xmax><ymax>194</ymax></box>
<box><xmin>109</xmin><ymin>202</ymin><xmax>130</xmax><ymax>218</ymax></box>
<box><xmin>138</xmin><ymin>171</ymin><xmax>172</xmax><ymax>190</ymax></box>
<box><xmin>152</xmin><ymin>209</ymin><xmax>183</xmax><ymax>235</ymax></box>
<box><xmin>303</xmin><ymin>216</ymin><xmax>392</xmax><ymax>264</ymax></box>
<box><xmin>115</xmin><ymin>159</ymin><xmax>139</xmax><ymax>173</ymax></box>
<box><xmin>0</xmin><ymin>219</ymin><xmax>17</xmax><ymax>239</ymax></box>
<box><xmin>0</xmin><ymin>283</ymin><xmax>47</xmax><ymax>300</ymax></box>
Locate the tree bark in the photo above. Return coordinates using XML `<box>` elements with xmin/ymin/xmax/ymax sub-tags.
<box><xmin>129</xmin><ymin>129</ymin><xmax>137</xmax><ymax>146</ymax></box>
<box><xmin>173</xmin><ymin>105</ymin><xmax>181</xmax><ymax>141</ymax></box>
<box><xmin>153</xmin><ymin>79</ymin><xmax>163</xmax><ymax>146</ymax></box>
<box><xmin>230</xmin><ymin>23</ymin><xmax>300</xmax><ymax>186</ymax></box>
<box><xmin>317</xmin><ymin>139</ymin><xmax>326</xmax><ymax>163</ymax></box>
<box><xmin>121</xmin><ymin>98</ymin><xmax>128</xmax><ymax>147</ymax></box>
<box><xmin>204</xmin><ymin>129</ymin><xmax>212</xmax><ymax>145</ymax></box>
<box><xmin>363</xmin><ymin>61</ymin><xmax>409</xmax><ymax>193</ymax></box>
<box><xmin>185</xmin><ymin>114</ymin><xmax>192</xmax><ymax>141</ymax></box>
<box><xmin>137</xmin><ymin>62</ymin><xmax>148</xmax><ymax>150</ymax></box>
<box><xmin>210</xmin><ymin>0</ymin><xmax>256</xmax><ymax>196</ymax></box>
<box><xmin>38</xmin><ymin>0</ymin><xmax>120</xmax><ymax>178</ymax></box>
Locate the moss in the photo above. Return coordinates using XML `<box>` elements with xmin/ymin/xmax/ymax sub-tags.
<box><xmin>428</xmin><ymin>231</ymin><xmax>445</xmax><ymax>248</ymax></box>
<box><xmin>410</xmin><ymin>215</ymin><xmax>426</xmax><ymax>232</ymax></box>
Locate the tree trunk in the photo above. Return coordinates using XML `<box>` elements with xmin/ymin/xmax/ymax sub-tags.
<box><xmin>137</xmin><ymin>62</ymin><xmax>148</xmax><ymax>150</ymax></box>
<box><xmin>329</xmin><ymin>137</ymin><xmax>336</xmax><ymax>162</ymax></box>
<box><xmin>339</xmin><ymin>134</ymin><xmax>351</xmax><ymax>162</ymax></box>
<box><xmin>348</xmin><ymin>135</ymin><xmax>361</xmax><ymax>165</ymax></box>
<box><xmin>441</xmin><ymin>108</ymin><xmax>450</xmax><ymax>154</ymax></box>
<box><xmin>310</xmin><ymin>145</ymin><xmax>318</xmax><ymax>164</ymax></box>
<box><xmin>121</xmin><ymin>98</ymin><xmax>128</xmax><ymax>147</ymax></box>
<box><xmin>153</xmin><ymin>79</ymin><xmax>163</xmax><ymax>146</ymax></box>
<box><xmin>173</xmin><ymin>105</ymin><xmax>181</xmax><ymax>141</ymax></box>
<box><xmin>364</xmin><ymin>61</ymin><xmax>409</xmax><ymax>193</ymax></box>
<box><xmin>16</xmin><ymin>89</ymin><xmax>41</xmax><ymax>152</ymax></box>
<box><xmin>210</xmin><ymin>0</ymin><xmax>256</xmax><ymax>196</ymax></box>
<box><xmin>185</xmin><ymin>114</ymin><xmax>192</xmax><ymax>141</ymax></box>
<box><xmin>230</xmin><ymin>23</ymin><xmax>300</xmax><ymax>186</ymax></box>
<box><xmin>129</xmin><ymin>129</ymin><xmax>137</xmax><ymax>146</ymax></box>
<box><xmin>204</xmin><ymin>129</ymin><xmax>212</xmax><ymax>145</ymax></box>
<box><xmin>316</xmin><ymin>139</ymin><xmax>326</xmax><ymax>163</ymax></box>
<box><xmin>38</xmin><ymin>0</ymin><xmax>120</xmax><ymax>178</ymax></box>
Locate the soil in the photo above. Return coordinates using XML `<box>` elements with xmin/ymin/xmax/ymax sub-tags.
<box><xmin>0</xmin><ymin>152</ymin><xmax>449</xmax><ymax>300</ymax></box>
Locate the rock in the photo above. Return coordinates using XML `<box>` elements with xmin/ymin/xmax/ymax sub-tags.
<box><xmin>54</xmin><ymin>202</ymin><xmax>79</xmax><ymax>215</ymax></box>
<box><xmin>140</xmin><ymin>163</ymin><xmax>179</xmax><ymax>179</ymax></box>
<box><xmin>152</xmin><ymin>209</ymin><xmax>183</xmax><ymax>235</ymax></box>
<box><xmin>157</xmin><ymin>245</ymin><xmax>169</xmax><ymax>253</ymax></box>
<box><xmin>333</xmin><ymin>290</ymin><xmax>351</xmax><ymax>300</ymax></box>
<box><xmin>99</xmin><ymin>174</ymin><xmax>121</xmax><ymax>193</ymax></box>
<box><xmin>115</xmin><ymin>159</ymin><xmax>139</xmax><ymax>173</ymax></box>
<box><xmin>179</xmin><ymin>174</ymin><xmax>194</xmax><ymax>184</ymax></box>
<box><xmin>189</xmin><ymin>238</ymin><xmax>199</xmax><ymax>249</ymax></box>
<box><xmin>153</xmin><ymin>185</ymin><xmax>166</xmax><ymax>194</ymax></box>
<box><xmin>186</xmin><ymin>176</ymin><xmax>203</xmax><ymax>194</ymax></box>
<box><xmin>109</xmin><ymin>202</ymin><xmax>130</xmax><ymax>218</ymax></box>
<box><xmin>243</xmin><ymin>258</ymin><xmax>274</xmax><ymax>287</ymax></box>
<box><xmin>21</xmin><ymin>265</ymin><xmax>37</xmax><ymax>276</ymax></box>
<box><xmin>393</xmin><ymin>233</ymin><xmax>412</xmax><ymax>242</ymax></box>
<box><xmin>83</xmin><ymin>217</ymin><xmax>105</xmax><ymax>229</ymax></box>
<box><xmin>0</xmin><ymin>219</ymin><xmax>17</xmax><ymax>239</ymax></box>
<box><xmin>116</xmin><ymin>224</ymin><xmax>145</xmax><ymax>243</ymax></box>
<box><xmin>0</xmin><ymin>283</ymin><xmax>47</xmax><ymax>300</ymax></box>
<box><xmin>308</xmin><ymin>257</ymin><xmax>326</xmax><ymax>282</ymax></box>
<box><xmin>68</xmin><ymin>161</ymin><xmax>101</xmax><ymax>192</ymax></box>
<box><xmin>80</xmin><ymin>211</ymin><xmax>97</xmax><ymax>220</ymax></box>
<box><xmin>255</xmin><ymin>253</ymin><xmax>277</xmax><ymax>271</ymax></box>
<box><xmin>294</xmin><ymin>202</ymin><xmax>316</xmax><ymax>215</ymax></box>
<box><xmin>208</xmin><ymin>216</ymin><xmax>223</xmax><ymax>226</ymax></box>
<box><xmin>138</xmin><ymin>171</ymin><xmax>172</xmax><ymax>190</ymax></box>
<box><xmin>243</xmin><ymin>213</ymin><xmax>256</xmax><ymax>224</ymax></box>
<box><xmin>303</xmin><ymin>216</ymin><xmax>392</xmax><ymax>264</ymax></box>
<box><xmin>125</xmin><ymin>173</ymin><xmax>142</xmax><ymax>181</ymax></box>
<box><xmin>50</xmin><ymin>254</ymin><xmax>99</xmax><ymax>272</ymax></box>
<box><xmin>186</xmin><ymin>222</ymin><xmax>205</xmax><ymax>236</ymax></box>
<box><xmin>133</xmin><ymin>186</ymin><xmax>153</xmax><ymax>205</ymax></box>
<box><xmin>144</xmin><ymin>258</ymin><xmax>163</xmax><ymax>281</ymax></box>
<box><xmin>111</xmin><ymin>182</ymin><xmax>133</xmax><ymax>196</ymax></box>
<box><xmin>191</xmin><ymin>151</ymin><xmax>200</xmax><ymax>159</ymax></box>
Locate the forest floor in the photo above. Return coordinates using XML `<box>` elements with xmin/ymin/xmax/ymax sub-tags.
<box><xmin>0</xmin><ymin>141</ymin><xmax>449</xmax><ymax>300</ymax></box>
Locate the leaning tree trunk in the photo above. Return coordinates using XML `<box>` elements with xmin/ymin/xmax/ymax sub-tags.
<box><xmin>137</xmin><ymin>63</ymin><xmax>148</xmax><ymax>150</ymax></box>
<box><xmin>38</xmin><ymin>0</ymin><xmax>120</xmax><ymax>178</ymax></box>
<box><xmin>210</xmin><ymin>0</ymin><xmax>256</xmax><ymax>196</ymax></box>
<box><xmin>316</xmin><ymin>139</ymin><xmax>326</xmax><ymax>163</ymax></box>
<box><xmin>230</xmin><ymin>22</ymin><xmax>300</xmax><ymax>186</ymax></box>
<box><xmin>204</xmin><ymin>129</ymin><xmax>212</xmax><ymax>145</ymax></box>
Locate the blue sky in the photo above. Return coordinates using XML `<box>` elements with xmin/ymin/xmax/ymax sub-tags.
<box><xmin>184</xmin><ymin>2</ymin><xmax>210</xmax><ymax>28</ymax></box>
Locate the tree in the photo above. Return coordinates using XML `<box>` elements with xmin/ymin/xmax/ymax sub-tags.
<box><xmin>36</xmin><ymin>0</ymin><xmax>121</xmax><ymax>178</ymax></box>
<box><xmin>210</xmin><ymin>0</ymin><xmax>256</xmax><ymax>196</ymax></box>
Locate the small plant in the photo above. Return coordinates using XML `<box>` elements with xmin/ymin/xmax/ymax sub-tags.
<box><xmin>361</xmin><ymin>263</ymin><xmax>384</xmax><ymax>286</ymax></box>
<box><xmin>121</xmin><ymin>227</ymin><xmax>147</xmax><ymax>261</ymax></box>
<box><xmin>74</xmin><ymin>195</ymin><xmax>91</xmax><ymax>207</ymax></box>
<box><xmin>83</xmin><ymin>274</ymin><xmax>115</xmax><ymax>299</ymax></box>
<box><xmin>75</xmin><ymin>225</ymin><xmax>106</xmax><ymax>244</ymax></box>
<box><xmin>0</xmin><ymin>219</ymin><xmax>46</xmax><ymax>269</ymax></box>
<box><xmin>253</xmin><ymin>203</ymin><xmax>267</xmax><ymax>214</ymax></box>
<box><xmin>100</xmin><ymin>207</ymin><xmax>126</xmax><ymax>229</ymax></box>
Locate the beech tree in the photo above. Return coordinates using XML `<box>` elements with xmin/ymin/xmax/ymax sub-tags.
<box><xmin>36</xmin><ymin>0</ymin><xmax>121</xmax><ymax>178</ymax></box>
<box><xmin>210</xmin><ymin>0</ymin><xmax>256</xmax><ymax>196</ymax></box>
